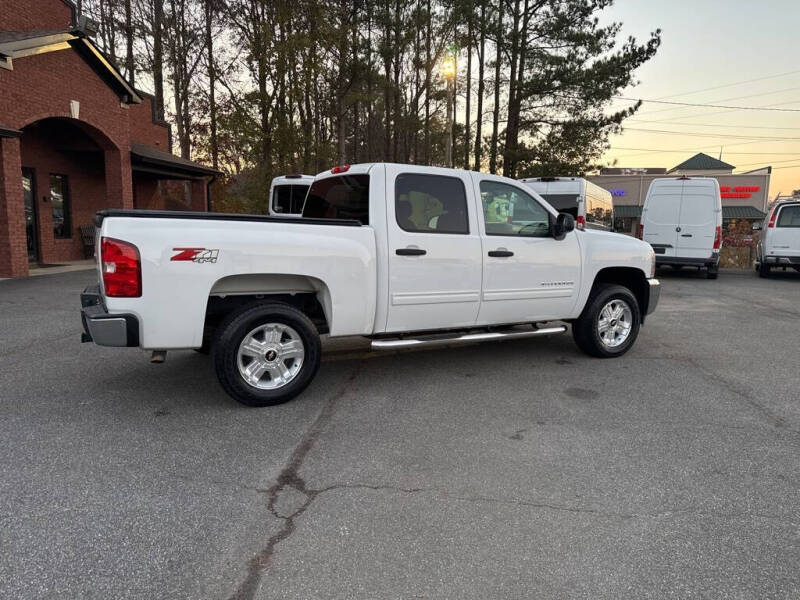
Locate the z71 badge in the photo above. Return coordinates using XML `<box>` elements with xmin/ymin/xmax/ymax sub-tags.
<box><xmin>171</xmin><ymin>248</ymin><xmax>220</xmax><ymax>263</ymax></box>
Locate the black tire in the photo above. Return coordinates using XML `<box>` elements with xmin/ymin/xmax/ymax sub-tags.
<box><xmin>706</xmin><ymin>265</ymin><xmax>719</xmax><ymax>280</ymax></box>
<box><xmin>572</xmin><ymin>283</ymin><xmax>641</xmax><ymax>358</ymax></box>
<box><xmin>212</xmin><ymin>302</ymin><xmax>321</xmax><ymax>407</ymax></box>
<box><xmin>758</xmin><ymin>261</ymin><xmax>770</xmax><ymax>278</ymax></box>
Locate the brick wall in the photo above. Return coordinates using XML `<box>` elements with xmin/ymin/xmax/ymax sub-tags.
<box><xmin>0</xmin><ymin>49</ymin><xmax>129</xmax><ymax>150</ymax></box>
<box><xmin>129</xmin><ymin>96</ymin><xmax>171</xmax><ymax>150</ymax></box>
<box><xmin>0</xmin><ymin>136</ymin><xmax>28</xmax><ymax>277</ymax></box>
<box><xmin>0</xmin><ymin>0</ymin><xmax>74</xmax><ymax>31</ymax></box>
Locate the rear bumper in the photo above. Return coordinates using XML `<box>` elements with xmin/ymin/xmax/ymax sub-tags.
<box><xmin>764</xmin><ymin>255</ymin><xmax>800</xmax><ymax>265</ymax></box>
<box><xmin>644</xmin><ymin>278</ymin><xmax>661</xmax><ymax>318</ymax></box>
<box><xmin>655</xmin><ymin>253</ymin><xmax>719</xmax><ymax>268</ymax></box>
<box><xmin>80</xmin><ymin>285</ymin><xmax>140</xmax><ymax>347</ymax></box>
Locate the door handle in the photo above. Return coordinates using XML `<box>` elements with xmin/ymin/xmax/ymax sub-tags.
<box><xmin>681</xmin><ymin>234</ymin><xmax>693</xmax><ymax>237</ymax></box>
<box><xmin>488</xmin><ymin>250</ymin><xmax>514</xmax><ymax>257</ymax></box>
<box><xmin>396</xmin><ymin>247</ymin><xmax>426</xmax><ymax>256</ymax></box>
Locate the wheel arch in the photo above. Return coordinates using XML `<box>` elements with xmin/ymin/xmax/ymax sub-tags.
<box><xmin>204</xmin><ymin>273</ymin><xmax>333</xmax><ymax>335</ymax></box>
<box><xmin>590</xmin><ymin>267</ymin><xmax>650</xmax><ymax>322</ymax></box>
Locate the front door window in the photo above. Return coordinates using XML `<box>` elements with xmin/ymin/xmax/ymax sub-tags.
<box><xmin>50</xmin><ymin>174</ymin><xmax>71</xmax><ymax>239</ymax></box>
<box><xmin>22</xmin><ymin>169</ymin><xmax>38</xmax><ymax>262</ymax></box>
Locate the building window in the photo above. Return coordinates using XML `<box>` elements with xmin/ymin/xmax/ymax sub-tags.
<box><xmin>50</xmin><ymin>174</ymin><xmax>70</xmax><ymax>239</ymax></box>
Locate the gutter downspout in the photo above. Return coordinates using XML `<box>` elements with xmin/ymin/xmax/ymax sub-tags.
<box><xmin>206</xmin><ymin>175</ymin><xmax>216</xmax><ymax>212</ymax></box>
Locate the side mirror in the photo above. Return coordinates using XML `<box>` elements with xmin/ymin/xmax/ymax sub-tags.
<box><xmin>752</xmin><ymin>222</ymin><xmax>762</xmax><ymax>231</ymax></box>
<box><xmin>552</xmin><ymin>213</ymin><xmax>575</xmax><ymax>240</ymax></box>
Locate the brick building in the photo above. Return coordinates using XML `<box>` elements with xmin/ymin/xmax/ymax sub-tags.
<box><xmin>0</xmin><ymin>0</ymin><xmax>219</xmax><ymax>277</ymax></box>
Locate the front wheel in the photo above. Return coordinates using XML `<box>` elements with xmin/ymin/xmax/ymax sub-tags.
<box><xmin>212</xmin><ymin>302</ymin><xmax>321</xmax><ymax>407</ymax></box>
<box><xmin>572</xmin><ymin>284</ymin><xmax>641</xmax><ymax>358</ymax></box>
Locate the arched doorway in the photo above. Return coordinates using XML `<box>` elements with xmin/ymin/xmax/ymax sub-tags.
<box><xmin>19</xmin><ymin>117</ymin><xmax>120</xmax><ymax>265</ymax></box>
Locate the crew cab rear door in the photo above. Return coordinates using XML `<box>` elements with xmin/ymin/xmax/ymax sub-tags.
<box><xmin>384</xmin><ymin>165</ymin><xmax>482</xmax><ymax>333</ymax></box>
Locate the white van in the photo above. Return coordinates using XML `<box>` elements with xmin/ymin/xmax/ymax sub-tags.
<box><xmin>756</xmin><ymin>200</ymin><xmax>800</xmax><ymax>277</ymax></box>
<box><xmin>640</xmin><ymin>177</ymin><xmax>722</xmax><ymax>279</ymax></box>
<box><xmin>268</xmin><ymin>174</ymin><xmax>314</xmax><ymax>218</ymax></box>
<box><xmin>519</xmin><ymin>177</ymin><xmax>614</xmax><ymax>231</ymax></box>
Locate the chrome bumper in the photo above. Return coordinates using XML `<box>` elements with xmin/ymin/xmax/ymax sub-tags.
<box><xmin>645</xmin><ymin>278</ymin><xmax>661</xmax><ymax>317</ymax></box>
<box><xmin>80</xmin><ymin>285</ymin><xmax>140</xmax><ymax>347</ymax></box>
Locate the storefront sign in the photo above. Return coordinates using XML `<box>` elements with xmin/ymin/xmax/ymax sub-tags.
<box><xmin>720</xmin><ymin>185</ymin><xmax>760</xmax><ymax>199</ymax></box>
<box><xmin>609</xmin><ymin>189</ymin><xmax>626</xmax><ymax>196</ymax></box>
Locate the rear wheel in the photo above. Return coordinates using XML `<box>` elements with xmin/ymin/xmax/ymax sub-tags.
<box><xmin>758</xmin><ymin>261</ymin><xmax>771</xmax><ymax>278</ymax></box>
<box><xmin>572</xmin><ymin>284</ymin><xmax>641</xmax><ymax>358</ymax></box>
<box><xmin>706</xmin><ymin>265</ymin><xmax>719</xmax><ymax>279</ymax></box>
<box><xmin>212</xmin><ymin>302</ymin><xmax>321</xmax><ymax>407</ymax></box>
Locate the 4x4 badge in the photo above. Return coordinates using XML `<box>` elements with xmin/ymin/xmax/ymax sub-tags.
<box><xmin>171</xmin><ymin>248</ymin><xmax>220</xmax><ymax>263</ymax></box>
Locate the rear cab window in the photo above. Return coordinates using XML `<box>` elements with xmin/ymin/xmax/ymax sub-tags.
<box><xmin>302</xmin><ymin>175</ymin><xmax>370</xmax><ymax>224</ymax></box>
<box><xmin>272</xmin><ymin>184</ymin><xmax>309</xmax><ymax>214</ymax></box>
<box><xmin>776</xmin><ymin>204</ymin><xmax>800</xmax><ymax>227</ymax></box>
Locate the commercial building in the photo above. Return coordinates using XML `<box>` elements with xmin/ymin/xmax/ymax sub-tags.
<box><xmin>0</xmin><ymin>0</ymin><xmax>220</xmax><ymax>278</ymax></box>
<box><xmin>587</xmin><ymin>153</ymin><xmax>771</xmax><ymax>235</ymax></box>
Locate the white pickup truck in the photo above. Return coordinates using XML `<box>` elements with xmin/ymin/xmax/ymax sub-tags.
<box><xmin>81</xmin><ymin>163</ymin><xmax>660</xmax><ymax>407</ymax></box>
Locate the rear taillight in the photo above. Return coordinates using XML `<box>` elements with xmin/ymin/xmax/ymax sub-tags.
<box><xmin>576</xmin><ymin>215</ymin><xmax>586</xmax><ymax>230</ymax></box>
<box><xmin>101</xmin><ymin>237</ymin><xmax>141</xmax><ymax>297</ymax></box>
<box><xmin>767</xmin><ymin>210</ymin><xmax>777</xmax><ymax>228</ymax></box>
<box><xmin>713</xmin><ymin>225</ymin><xmax>722</xmax><ymax>250</ymax></box>
<box><xmin>636</xmin><ymin>224</ymin><xmax>644</xmax><ymax>239</ymax></box>
<box><xmin>331</xmin><ymin>164</ymin><xmax>350</xmax><ymax>174</ymax></box>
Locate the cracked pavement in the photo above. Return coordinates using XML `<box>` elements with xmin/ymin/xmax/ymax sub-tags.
<box><xmin>1</xmin><ymin>268</ymin><xmax>799</xmax><ymax>599</ymax></box>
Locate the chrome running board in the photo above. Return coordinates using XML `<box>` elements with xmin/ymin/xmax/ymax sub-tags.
<box><xmin>370</xmin><ymin>325</ymin><xmax>567</xmax><ymax>351</ymax></box>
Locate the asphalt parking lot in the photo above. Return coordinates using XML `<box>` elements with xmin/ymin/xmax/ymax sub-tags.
<box><xmin>1</xmin><ymin>267</ymin><xmax>799</xmax><ymax>599</ymax></box>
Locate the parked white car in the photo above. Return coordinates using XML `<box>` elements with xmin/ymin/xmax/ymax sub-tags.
<box><xmin>519</xmin><ymin>176</ymin><xmax>614</xmax><ymax>231</ymax></box>
<box><xmin>757</xmin><ymin>200</ymin><xmax>800</xmax><ymax>277</ymax></box>
<box><xmin>267</xmin><ymin>174</ymin><xmax>313</xmax><ymax>217</ymax></box>
<box><xmin>640</xmin><ymin>177</ymin><xmax>722</xmax><ymax>279</ymax></box>
<box><xmin>81</xmin><ymin>163</ymin><xmax>660</xmax><ymax>407</ymax></box>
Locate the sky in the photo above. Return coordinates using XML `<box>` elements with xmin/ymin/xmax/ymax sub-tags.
<box><xmin>601</xmin><ymin>0</ymin><xmax>800</xmax><ymax>198</ymax></box>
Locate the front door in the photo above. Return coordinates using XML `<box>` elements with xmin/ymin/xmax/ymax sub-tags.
<box><xmin>474</xmin><ymin>175</ymin><xmax>582</xmax><ymax>325</ymax></box>
<box><xmin>385</xmin><ymin>165</ymin><xmax>483</xmax><ymax>333</ymax></box>
<box><xmin>22</xmin><ymin>168</ymin><xmax>39</xmax><ymax>263</ymax></box>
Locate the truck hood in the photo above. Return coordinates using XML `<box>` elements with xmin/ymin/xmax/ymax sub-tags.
<box><xmin>579</xmin><ymin>229</ymin><xmax>655</xmax><ymax>275</ymax></box>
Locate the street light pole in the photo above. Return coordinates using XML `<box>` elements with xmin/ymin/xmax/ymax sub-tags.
<box><xmin>441</xmin><ymin>52</ymin><xmax>457</xmax><ymax>168</ymax></box>
<box><xmin>446</xmin><ymin>78</ymin><xmax>453</xmax><ymax>168</ymax></box>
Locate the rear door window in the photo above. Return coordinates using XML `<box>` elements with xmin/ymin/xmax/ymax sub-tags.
<box><xmin>302</xmin><ymin>175</ymin><xmax>369</xmax><ymax>224</ymax></box>
<box><xmin>395</xmin><ymin>173</ymin><xmax>469</xmax><ymax>234</ymax></box>
<box><xmin>777</xmin><ymin>205</ymin><xmax>800</xmax><ymax>227</ymax></box>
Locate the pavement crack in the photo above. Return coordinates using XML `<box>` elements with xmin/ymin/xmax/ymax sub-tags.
<box><xmin>228</xmin><ymin>361</ymin><xmax>363</xmax><ymax>600</ymax></box>
<box><xmin>311</xmin><ymin>483</ymin><xmax>800</xmax><ymax>526</ymax></box>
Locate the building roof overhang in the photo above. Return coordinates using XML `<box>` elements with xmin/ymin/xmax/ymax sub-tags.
<box><xmin>0</xmin><ymin>29</ymin><xmax>141</xmax><ymax>104</ymax></box>
<box><xmin>131</xmin><ymin>142</ymin><xmax>222</xmax><ymax>180</ymax></box>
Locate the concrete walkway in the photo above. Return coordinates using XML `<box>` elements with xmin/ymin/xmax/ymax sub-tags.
<box><xmin>1</xmin><ymin>259</ymin><xmax>96</xmax><ymax>281</ymax></box>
